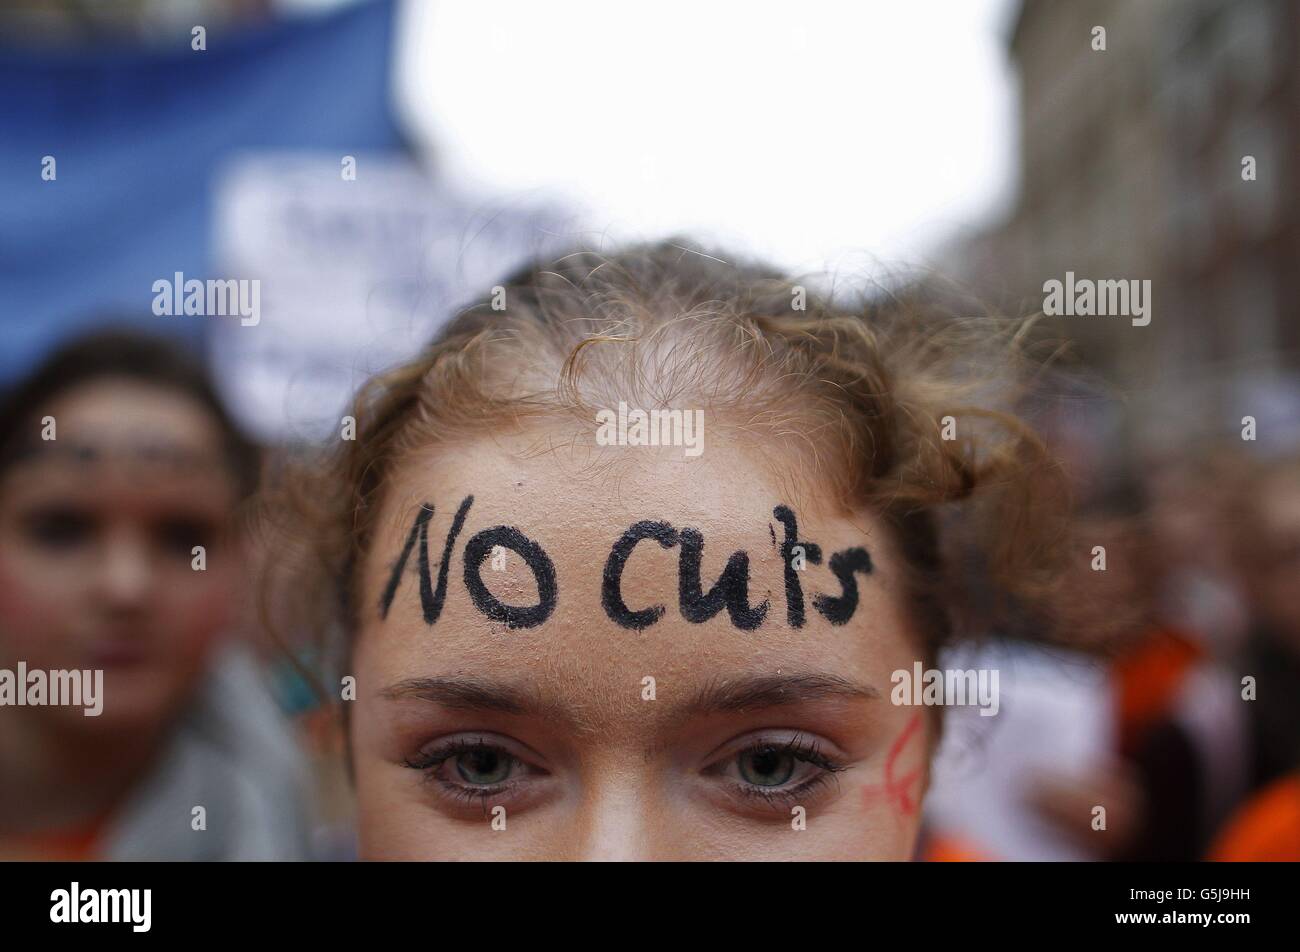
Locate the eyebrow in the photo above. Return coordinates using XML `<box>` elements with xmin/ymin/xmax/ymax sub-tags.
<box><xmin>379</xmin><ymin>671</ymin><xmax>879</xmax><ymax>723</ymax></box>
<box><xmin>4</xmin><ymin>439</ymin><xmax>220</xmax><ymax>471</ymax></box>
<box><xmin>684</xmin><ymin>672</ymin><xmax>880</xmax><ymax>715</ymax></box>
<box><xmin>380</xmin><ymin>676</ymin><xmax>535</xmax><ymax>716</ymax></box>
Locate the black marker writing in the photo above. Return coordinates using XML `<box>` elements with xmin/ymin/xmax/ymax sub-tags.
<box><xmin>677</xmin><ymin>527</ymin><xmax>768</xmax><ymax>630</ymax></box>
<box><xmin>773</xmin><ymin>504</ymin><xmax>822</xmax><ymax>628</ymax></box>
<box><xmin>378</xmin><ymin>495</ymin><xmax>473</xmax><ymax>624</ymax></box>
<box><xmin>602</xmin><ymin>521</ymin><xmax>768</xmax><ymax>631</ymax></box>
<box><xmin>812</xmin><ymin>546</ymin><xmax>874</xmax><ymax>625</ymax></box>
<box><xmin>382</xmin><ymin>499</ymin><xmax>875</xmax><ymax>633</ymax></box>
<box><xmin>602</xmin><ymin>521</ymin><xmax>679</xmax><ymax>630</ymax></box>
<box><xmin>463</xmin><ymin>525</ymin><xmax>558</xmax><ymax>629</ymax></box>
<box><xmin>429</xmin><ymin>495</ymin><xmax>475</xmax><ymax>623</ymax></box>
<box><xmin>379</xmin><ymin>502</ymin><xmax>433</xmax><ymax>621</ymax></box>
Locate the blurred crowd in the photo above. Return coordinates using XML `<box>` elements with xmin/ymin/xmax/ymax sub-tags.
<box><xmin>1</xmin><ymin>324</ymin><xmax>1296</xmax><ymax>862</ymax></box>
<box><xmin>921</xmin><ymin>397</ymin><xmax>1300</xmax><ymax>862</ymax></box>
<box><xmin>1</xmin><ymin>0</ymin><xmax>1297</xmax><ymax>861</ymax></box>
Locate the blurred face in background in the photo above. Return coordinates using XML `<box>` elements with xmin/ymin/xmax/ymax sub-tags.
<box><xmin>1058</xmin><ymin>513</ymin><xmax>1154</xmax><ymax>647</ymax></box>
<box><xmin>349</xmin><ymin>430</ymin><xmax>931</xmax><ymax>860</ymax></box>
<box><xmin>1149</xmin><ymin>469</ymin><xmax>1218</xmax><ymax>569</ymax></box>
<box><xmin>1247</xmin><ymin>467</ymin><xmax>1300</xmax><ymax>649</ymax></box>
<box><xmin>0</xmin><ymin>378</ymin><xmax>242</xmax><ymax>737</ymax></box>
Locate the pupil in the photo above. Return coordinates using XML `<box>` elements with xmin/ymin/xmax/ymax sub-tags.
<box><xmin>740</xmin><ymin>747</ymin><xmax>795</xmax><ymax>786</ymax></box>
<box><xmin>457</xmin><ymin>748</ymin><xmax>508</xmax><ymax>784</ymax></box>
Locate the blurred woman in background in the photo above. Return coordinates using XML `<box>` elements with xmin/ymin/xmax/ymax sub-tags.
<box><xmin>0</xmin><ymin>328</ymin><xmax>311</xmax><ymax>859</ymax></box>
<box><xmin>1209</xmin><ymin>456</ymin><xmax>1300</xmax><ymax>860</ymax></box>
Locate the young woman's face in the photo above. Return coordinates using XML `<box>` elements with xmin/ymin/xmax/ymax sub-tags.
<box><xmin>351</xmin><ymin>429</ymin><xmax>931</xmax><ymax>860</ymax></box>
<box><xmin>0</xmin><ymin>378</ymin><xmax>241</xmax><ymax>735</ymax></box>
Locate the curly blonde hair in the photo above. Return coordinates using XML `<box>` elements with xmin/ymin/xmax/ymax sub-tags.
<box><xmin>258</xmin><ymin>240</ymin><xmax>1074</xmax><ymax>694</ymax></box>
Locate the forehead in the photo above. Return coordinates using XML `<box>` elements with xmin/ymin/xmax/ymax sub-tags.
<box><xmin>0</xmin><ymin>378</ymin><xmax>233</xmax><ymax>507</ymax></box>
<box><xmin>355</xmin><ymin>429</ymin><xmax>919</xmax><ymax>727</ymax></box>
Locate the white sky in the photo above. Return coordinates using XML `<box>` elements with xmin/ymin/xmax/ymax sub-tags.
<box><xmin>394</xmin><ymin>0</ymin><xmax>1019</xmax><ymax>275</ymax></box>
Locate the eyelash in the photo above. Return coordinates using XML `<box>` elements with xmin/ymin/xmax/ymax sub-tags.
<box><xmin>24</xmin><ymin>509</ymin><xmax>94</xmax><ymax>550</ymax></box>
<box><xmin>21</xmin><ymin>508</ymin><xmax>216</xmax><ymax>560</ymax></box>
<box><xmin>403</xmin><ymin>738</ymin><xmax>522</xmax><ymax>807</ymax></box>
<box><xmin>723</xmin><ymin>734</ymin><xmax>847</xmax><ymax>810</ymax></box>
<box><xmin>402</xmin><ymin>734</ymin><xmax>848</xmax><ymax>815</ymax></box>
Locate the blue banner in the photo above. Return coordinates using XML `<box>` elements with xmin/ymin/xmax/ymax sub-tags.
<box><xmin>0</xmin><ymin>0</ymin><xmax>404</xmax><ymax>384</ymax></box>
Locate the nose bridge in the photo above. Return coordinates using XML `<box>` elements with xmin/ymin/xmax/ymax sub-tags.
<box><xmin>571</xmin><ymin>764</ymin><xmax>657</xmax><ymax>862</ymax></box>
<box><xmin>96</xmin><ymin>522</ymin><xmax>156</xmax><ymax>606</ymax></box>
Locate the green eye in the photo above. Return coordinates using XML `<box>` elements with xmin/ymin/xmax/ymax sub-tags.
<box><xmin>455</xmin><ymin>747</ymin><xmax>512</xmax><ymax>785</ymax></box>
<box><xmin>738</xmin><ymin>746</ymin><xmax>796</xmax><ymax>787</ymax></box>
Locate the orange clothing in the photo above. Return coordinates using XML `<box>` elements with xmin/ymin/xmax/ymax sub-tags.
<box><xmin>1112</xmin><ymin>626</ymin><xmax>1204</xmax><ymax>755</ymax></box>
<box><xmin>3</xmin><ymin>813</ymin><xmax>106</xmax><ymax>861</ymax></box>
<box><xmin>923</xmin><ymin>833</ymin><xmax>990</xmax><ymax>862</ymax></box>
<box><xmin>1210</xmin><ymin>773</ymin><xmax>1300</xmax><ymax>862</ymax></box>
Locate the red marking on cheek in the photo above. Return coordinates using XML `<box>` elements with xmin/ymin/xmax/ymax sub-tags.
<box><xmin>862</xmin><ymin>712</ymin><xmax>925</xmax><ymax>817</ymax></box>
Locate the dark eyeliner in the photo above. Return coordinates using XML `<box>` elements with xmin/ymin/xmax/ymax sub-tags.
<box><xmin>722</xmin><ymin>733</ymin><xmax>848</xmax><ymax>810</ymax></box>
<box><xmin>402</xmin><ymin>736</ymin><xmax>507</xmax><ymax>773</ymax></box>
<box><xmin>734</xmin><ymin>770</ymin><xmax>840</xmax><ymax>810</ymax></box>
<box><xmin>402</xmin><ymin>737</ymin><xmax>528</xmax><ymax>815</ymax></box>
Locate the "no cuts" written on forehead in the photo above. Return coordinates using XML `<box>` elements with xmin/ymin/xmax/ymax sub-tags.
<box><xmin>377</xmin><ymin>497</ymin><xmax>875</xmax><ymax>633</ymax></box>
